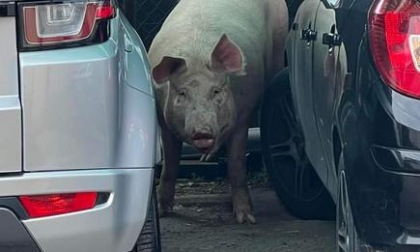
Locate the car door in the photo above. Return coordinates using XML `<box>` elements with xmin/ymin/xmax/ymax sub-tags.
<box><xmin>311</xmin><ymin>0</ymin><xmax>342</xmax><ymax>197</ymax></box>
<box><xmin>288</xmin><ymin>0</ymin><xmax>329</xmax><ymax>185</ymax></box>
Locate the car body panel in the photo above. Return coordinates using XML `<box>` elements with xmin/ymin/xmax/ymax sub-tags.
<box><xmin>0</xmin><ymin>168</ymin><xmax>153</xmax><ymax>252</ymax></box>
<box><xmin>118</xmin><ymin>14</ymin><xmax>155</xmax><ymax>96</ymax></box>
<box><xmin>311</xmin><ymin>1</ymin><xmax>340</xmax><ymax>197</ymax></box>
<box><xmin>288</xmin><ymin>0</ymin><xmax>330</xmax><ymax>186</ymax></box>
<box><xmin>20</xmin><ymin>11</ymin><xmax>159</xmax><ymax>171</ymax></box>
<box><xmin>0</xmin><ymin>14</ymin><xmax>21</xmax><ymax>173</ymax></box>
<box><xmin>391</xmin><ymin>91</ymin><xmax>420</xmax><ymax>132</ymax></box>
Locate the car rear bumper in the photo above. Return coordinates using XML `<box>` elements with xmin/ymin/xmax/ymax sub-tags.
<box><xmin>348</xmin><ymin>69</ymin><xmax>420</xmax><ymax>246</ymax></box>
<box><xmin>363</xmin><ymin>145</ymin><xmax>420</xmax><ymax>246</ymax></box>
<box><xmin>0</xmin><ymin>168</ymin><xmax>154</xmax><ymax>252</ymax></box>
<box><xmin>0</xmin><ymin>208</ymin><xmax>41</xmax><ymax>252</ymax></box>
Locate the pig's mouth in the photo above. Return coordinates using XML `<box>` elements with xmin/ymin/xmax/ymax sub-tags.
<box><xmin>192</xmin><ymin>133</ymin><xmax>215</xmax><ymax>153</ymax></box>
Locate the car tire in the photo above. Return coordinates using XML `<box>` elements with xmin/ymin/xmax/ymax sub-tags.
<box><xmin>336</xmin><ymin>154</ymin><xmax>373</xmax><ymax>252</ymax></box>
<box><xmin>260</xmin><ymin>68</ymin><xmax>335</xmax><ymax>220</ymax></box>
<box><xmin>131</xmin><ymin>189</ymin><xmax>161</xmax><ymax>252</ymax></box>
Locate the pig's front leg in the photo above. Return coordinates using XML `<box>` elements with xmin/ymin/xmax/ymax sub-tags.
<box><xmin>157</xmin><ymin>111</ymin><xmax>182</xmax><ymax>217</ymax></box>
<box><xmin>227</xmin><ymin>125</ymin><xmax>256</xmax><ymax>224</ymax></box>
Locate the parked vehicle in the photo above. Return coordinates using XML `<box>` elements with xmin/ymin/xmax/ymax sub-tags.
<box><xmin>0</xmin><ymin>0</ymin><xmax>160</xmax><ymax>251</ymax></box>
<box><xmin>262</xmin><ymin>0</ymin><xmax>420</xmax><ymax>250</ymax></box>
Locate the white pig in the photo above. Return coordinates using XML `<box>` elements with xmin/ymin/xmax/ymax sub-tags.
<box><xmin>148</xmin><ymin>0</ymin><xmax>288</xmax><ymax>224</ymax></box>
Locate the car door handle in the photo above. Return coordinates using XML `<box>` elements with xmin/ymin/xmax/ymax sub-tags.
<box><xmin>301</xmin><ymin>28</ymin><xmax>317</xmax><ymax>42</ymax></box>
<box><xmin>322</xmin><ymin>33</ymin><xmax>342</xmax><ymax>47</ymax></box>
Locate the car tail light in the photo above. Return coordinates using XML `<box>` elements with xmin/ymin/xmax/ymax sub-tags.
<box><xmin>19</xmin><ymin>192</ymin><xmax>98</xmax><ymax>218</ymax></box>
<box><xmin>18</xmin><ymin>0</ymin><xmax>115</xmax><ymax>51</ymax></box>
<box><xmin>368</xmin><ymin>0</ymin><xmax>420</xmax><ymax>98</ymax></box>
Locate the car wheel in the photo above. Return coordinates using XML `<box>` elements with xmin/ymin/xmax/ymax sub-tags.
<box><xmin>260</xmin><ymin>68</ymin><xmax>335</xmax><ymax>220</ymax></box>
<box><xmin>337</xmin><ymin>153</ymin><xmax>359</xmax><ymax>252</ymax></box>
<box><xmin>336</xmin><ymin>154</ymin><xmax>375</xmax><ymax>252</ymax></box>
<box><xmin>131</xmin><ymin>188</ymin><xmax>161</xmax><ymax>252</ymax></box>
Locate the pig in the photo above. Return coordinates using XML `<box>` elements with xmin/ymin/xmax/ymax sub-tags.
<box><xmin>148</xmin><ymin>0</ymin><xmax>288</xmax><ymax>224</ymax></box>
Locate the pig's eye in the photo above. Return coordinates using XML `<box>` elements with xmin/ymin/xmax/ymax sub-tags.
<box><xmin>177</xmin><ymin>90</ymin><xmax>187</xmax><ymax>97</ymax></box>
<box><xmin>175</xmin><ymin>90</ymin><xmax>187</xmax><ymax>105</ymax></box>
<box><xmin>213</xmin><ymin>88</ymin><xmax>222</xmax><ymax>96</ymax></box>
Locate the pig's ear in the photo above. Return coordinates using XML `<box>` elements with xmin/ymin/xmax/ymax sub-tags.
<box><xmin>152</xmin><ymin>56</ymin><xmax>186</xmax><ymax>84</ymax></box>
<box><xmin>210</xmin><ymin>34</ymin><xmax>246</xmax><ymax>75</ymax></box>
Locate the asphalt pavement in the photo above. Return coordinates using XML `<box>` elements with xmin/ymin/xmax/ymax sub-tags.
<box><xmin>160</xmin><ymin>186</ymin><xmax>335</xmax><ymax>252</ymax></box>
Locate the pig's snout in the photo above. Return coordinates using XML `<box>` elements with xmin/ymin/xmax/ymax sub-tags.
<box><xmin>192</xmin><ymin>131</ymin><xmax>215</xmax><ymax>153</ymax></box>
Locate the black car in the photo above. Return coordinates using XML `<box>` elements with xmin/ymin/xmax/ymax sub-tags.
<box><xmin>262</xmin><ymin>0</ymin><xmax>420</xmax><ymax>251</ymax></box>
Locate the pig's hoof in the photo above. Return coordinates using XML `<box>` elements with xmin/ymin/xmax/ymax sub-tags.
<box><xmin>235</xmin><ymin>210</ymin><xmax>256</xmax><ymax>224</ymax></box>
<box><xmin>158</xmin><ymin>205</ymin><xmax>174</xmax><ymax>217</ymax></box>
<box><xmin>232</xmin><ymin>189</ymin><xmax>256</xmax><ymax>224</ymax></box>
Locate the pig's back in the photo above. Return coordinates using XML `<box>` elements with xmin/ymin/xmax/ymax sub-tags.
<box><xmin>149</xmin><ymin>0</ymin><xmax>273</xmax><ymax>70</ymax></box>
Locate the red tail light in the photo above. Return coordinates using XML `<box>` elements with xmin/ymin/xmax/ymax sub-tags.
<box><xmin>18</xmin><ymin>0</ymin><xmax>115</xmax><ymax>50</ymax></box>
<box><xmin>19</xmin><ymin>192</ymin><xmax>98</xmax><ymax>218</ymax></box>
<box><xmin>369</xmin><ymin>0</ymin><xmax>420</xmax><ymax>98</ymax></box>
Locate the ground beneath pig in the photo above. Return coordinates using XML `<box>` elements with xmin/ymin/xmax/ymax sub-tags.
<box><xmin>160</xmin><ymin>180</ymin><xmax>335</xmax><ymax>252</ymax></box>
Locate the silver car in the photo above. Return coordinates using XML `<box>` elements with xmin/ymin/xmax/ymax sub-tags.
<box><xmin>0</xmin><ymin>0</ymin><xmax>161</xmax><ymax>251</ymax></box>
